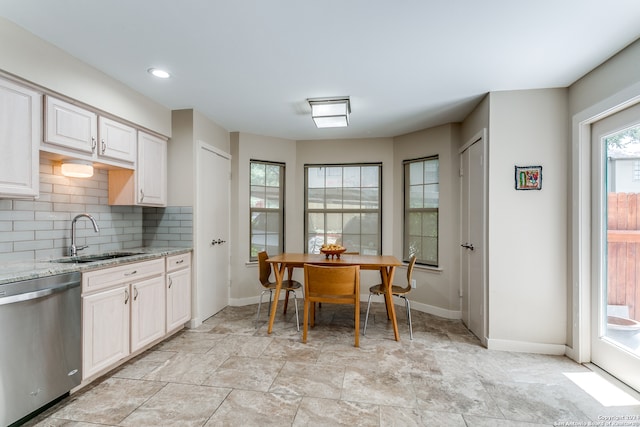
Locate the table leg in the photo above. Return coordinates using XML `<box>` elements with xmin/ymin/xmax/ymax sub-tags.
<box><xmin>267</xmin><ymin>262</ymin><xmax>286</xmax><ymax>334</ymax></box>
<box><xmin>382</xmin><ymin>266</ymin><xmax>400</xmax><ymax>341</ymax></box>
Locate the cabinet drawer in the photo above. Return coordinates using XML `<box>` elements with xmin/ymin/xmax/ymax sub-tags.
<box><xmin>83</xmin><ymin>258</ymin><xmax>164</xmax><ymax>294</ymax></box>
<box><xmin>166</xmin><ymin>252</ymin><xmax>191</xmax><ymax>272</ymax></box>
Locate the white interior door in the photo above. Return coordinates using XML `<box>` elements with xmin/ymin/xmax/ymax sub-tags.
<box><xmin>196</xmin><ymin>142</ymin><xmax>230</xmax><ymax>322</ymax></box>
<box><xmin>591</xmin><ymin>103</ymin><xmax>640</xmax><ymax>391</ymax></box>
<box><xmin>460</xmin><ymin>132</ymin><xmax>487</xmax><ymax>344</ymax></box>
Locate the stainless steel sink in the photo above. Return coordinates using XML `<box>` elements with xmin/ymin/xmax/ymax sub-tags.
<box><xmin>50</xmin><ymin>252</ymin><xmax>143</xmax><ymax>264</ymax></box>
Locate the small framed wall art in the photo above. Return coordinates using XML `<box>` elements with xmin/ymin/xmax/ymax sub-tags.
<box><xmin>514</xmin><ymin>165</ymin><xmax>542</xmax><ymax>190</ymax></box>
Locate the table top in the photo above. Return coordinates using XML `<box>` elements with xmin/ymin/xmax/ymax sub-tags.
<box><xmin>265</xmin><ymin>253</ymin><xmax>403</xmax><ymax>268</ymax></box>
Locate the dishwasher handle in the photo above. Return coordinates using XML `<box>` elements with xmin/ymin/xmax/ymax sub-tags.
<box><xmin>0</xmin><ymin>280</ymin><xmax>80</xmax><ymax>306</ymax></box>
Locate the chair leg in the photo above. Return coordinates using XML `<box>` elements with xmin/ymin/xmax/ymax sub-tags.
<box><xmin>292</xmin><ymin>290</ymin><xmax>300</xmax><ymax>332</ymax></box>
<box><xmin>310</xmin><ymin>301</ymin><xmax>315</xmax><ymax>328</ymax></box>
<box><xmin>404</xmin><ymin>296</ymin><xmax>413</xmax><ymax>340</ymax></box>
<box><xmin>302</xmin><ymin>299</ymin><xmax>309</xmax><ymax>343</ymax></box>
<box><xmin>354</xmin><ymin>299</ymin><xmax>360</xmax><ymax>347</ymax></box>
<box><xmin>363</xmin><ymin>293</ymin><xmax>374</xmax><ymax>336</ymax></box>
<box><xmin>283</xmin><ymin>290</ymin><xmax>289</xmax><ymax>314</ymax></box>
<box><xmin>255</xmin><ymin>289</ymin><xmax>272</xmax><ymax>328</ymax></box>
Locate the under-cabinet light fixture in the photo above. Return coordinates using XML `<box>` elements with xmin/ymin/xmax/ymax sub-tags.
<box><xmin>147</xmin><ymin>68</ymin><xmax>171</xmax><ymax>79</ymax></box>
<box><xmin>61</xmin><ymin>160</ymin><xmax>94</xmax><ymax>178</ymax></box>
<box><xmin>308</xmin><ymin>97</ymin><xmax>350</xmax><ymax>128</ymax></box>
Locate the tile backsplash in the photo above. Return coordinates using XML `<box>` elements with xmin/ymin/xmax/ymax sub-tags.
<box><xmin>0</xmin><ymin>157</ymin><xmax>192</xmax><ymax>262</ymax></box>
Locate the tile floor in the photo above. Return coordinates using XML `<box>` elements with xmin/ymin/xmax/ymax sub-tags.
<box><xmin>25</xmin><ymin>302</ymin><xmax>640</xmax><ymax>427</ymax></box>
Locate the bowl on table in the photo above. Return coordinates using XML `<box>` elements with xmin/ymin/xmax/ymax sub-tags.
<box><xmin>320</xmin><ymin>247</ymin><xmax>347</xmax><ymax>259</ymax></box>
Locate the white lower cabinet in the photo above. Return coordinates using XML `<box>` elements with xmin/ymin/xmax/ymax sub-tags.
<box><xmin>82</xmin><ymin>284</ymin><xmax>130</xmax><ymax>379</ymax></box>
<box><xmin>130</xmin><ymin>275</ymin><xmax>166</xmax><ymax>353</ymax></box>
<box><xmin>166</xmin><ymin>253</ymin><xmax>192</xmax><ymax>332</ymax></box>
<box><xmin>81</xmin><ymin>254</ymin><xmax>191</xmax><ymax>382</ymax></box>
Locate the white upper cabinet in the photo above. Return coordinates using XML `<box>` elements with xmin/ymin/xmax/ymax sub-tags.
<box><xmin>0</xmin><ymin>77</ymin><xmax>40</xmax><ymax>199</ymax></box>
<box><xmin>137</xmin><ymin>131</ymin><xmax>167</xmax><ymax>206</ymax></box>
<box><xmin>43</xmin><ymin>95</ymin><xmax>137</xmax><ymax>169</ymax></box>
<box><xmin>98</xmin><ymin>116</ymin><xmax>137</xmax><ymax>164</ymax></box>
<box><xmin>44</xmin><ymin>95</ymin><xmax>97</xmax><ymax>155</ymax></box>
<box><xmin>108</xmin><ymin>131</ymin><xmax>167</xmax><ymax>207</ymax></box>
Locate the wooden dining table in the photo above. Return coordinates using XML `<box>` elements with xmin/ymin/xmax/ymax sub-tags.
<box><xmin>265</xmin><ymin>253</ymin><xmax>404</xmax><ymax>341</ymax></box>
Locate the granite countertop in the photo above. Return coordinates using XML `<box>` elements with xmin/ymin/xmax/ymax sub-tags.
<box><xmin>0</xmin><ymin>247</ymin><xmax>192</xmax><ymax>285</ymax></box>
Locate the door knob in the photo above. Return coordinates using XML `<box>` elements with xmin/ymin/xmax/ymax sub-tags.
<box><xmin>211</xmin><ymin>239</ymin><xmax>227</xmax><ymax>246</ymax></box>
<box><xmin>461</xmin><ymin>243</ymin><xmax>474</xmax><ymax>250</ymax></box>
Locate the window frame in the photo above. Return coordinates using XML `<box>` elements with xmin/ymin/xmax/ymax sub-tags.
<box><xmin>633</xmin><ymin>159</ymin><xmax>640</xmax><ymax>181</ymax></box>
<box><xmin>249</xmin><ymin>159</ymin><xmax>285</xmax><ymax>261</ymax></box>
<box><xmin>403</xmin><ymin>155</ymin><xmax>439</xmax><ymax>266</ymax></box>
<box><xmin>304</xmin><ymin>163</ymin><xmax>382</xmax><ymax>255</ymax></box>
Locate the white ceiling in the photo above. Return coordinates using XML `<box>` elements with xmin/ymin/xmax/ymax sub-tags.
<box><xmin>2</xmin><ymin>0</ymin><xmax>640</xmax><ymax>141</ymax></box>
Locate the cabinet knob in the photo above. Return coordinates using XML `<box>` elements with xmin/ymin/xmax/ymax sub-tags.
<box><xmin>140</xmin><ymin>189</ymin><xmax>145</xmax><ymax>202</ymax></box>
<box><xmin>168</xmin><ymin>277</ymin><xmax>173</xmax><ymax>289</ymax></box>
<box><xmin>91</xmin><ymin>137</ymin><xmax>97</xmax><ymax>153</ymax></box>
<box><xmin>124</xmin><ymin>289</ymin><xmax>129</xmax><ymax>304</ymax></box>
<box><xmin>101</xmin><ymin>139</ymin><xmax>107</xmax><ymax>154</ymax></box>
<box><xmin>133</xmin><ymin>286</ymin><xmax>138</xmax><ymax>301</ymax></box>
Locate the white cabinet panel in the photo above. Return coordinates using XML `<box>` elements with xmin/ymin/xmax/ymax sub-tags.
<box><xmin>82</xmin><ymin>284</ymin><xmax>130</xmax><ymax>379</ymax></box>
<box><xmin>167</xmin><ymin>267</ymin><xmax>191</xmax><ymax>332</ymax></box>
<box><xmin>131</xmin><ymin>275</ymin><xmax>166</xmax><ymax>352</ymax></box>
<box><xmin>44</xmin><ymin>95</ymin><xmax>97</xmax><ymax>155</ymax></box>
<box><xmin>166</xmin><ymin>252</ymin><xmax>191</xmax><ymax>332</ymax></box>
<box><xmin>99</xmin><ymin>116</ymin><xmax>136</xmax><ymax>164</ymax></box>
<box><xmin>0</xmin><ymin>77</ymin><xmax>40</xmax><ymax>199</ymax></box>
<box><xmin>137</xmin><ymin>131</ymin><xmax>167</xmax><ymax>206</ymax></box>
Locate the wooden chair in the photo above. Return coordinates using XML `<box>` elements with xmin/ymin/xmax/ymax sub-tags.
<box><xmin>303</xmin><ymin>264</ymin><xmax>360</xmax><ymax>347</ymax></box>
<box><xmin>363</xmin><ymin>255</ymin><xmax>416</xmax><ymax>340</ymax></box>
<box><xmin>256</xmin><ymin>251</ymin><xmax>302</xmax><ymax>331</ymax></box>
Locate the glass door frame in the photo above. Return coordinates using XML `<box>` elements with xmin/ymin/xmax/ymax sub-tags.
<box><xmin>590</xmin><ymin>102</ymin><xmax>640</xmax><ymax>392</ymax></box>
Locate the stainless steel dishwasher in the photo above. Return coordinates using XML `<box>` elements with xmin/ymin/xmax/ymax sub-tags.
<box><xmin>0</xmin><ymin>271</ymin><xmax>82</xmax><ymax>427</ymax></box>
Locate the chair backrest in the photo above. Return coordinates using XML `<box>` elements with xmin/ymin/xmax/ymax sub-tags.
<box><xmin>304</xmin><ymin>264</ymin><xmax>360</xmax><ymax>304</ymax></box>
<box><xmin>400</xmin><ymin>255</ymin><xmax>417</xmax><ymax>292</ymax></box>
<box><xmin>257</xmin><ymin>251</ymin><xmax>272</xmax><ymax>286</ymax></box>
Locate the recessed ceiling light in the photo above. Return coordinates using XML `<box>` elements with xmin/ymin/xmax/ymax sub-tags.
<box><xmin>147</xmin><ymin>68</ymin><xmax>171</xmax><ymax>79</ymax></box>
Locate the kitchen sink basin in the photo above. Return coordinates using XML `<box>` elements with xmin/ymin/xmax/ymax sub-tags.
<box><xmin>50</xmin><ymin>252</ymin><xmax>144</xmax><ymax>264</ymax></box>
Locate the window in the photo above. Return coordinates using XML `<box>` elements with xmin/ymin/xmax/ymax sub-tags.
<box><xmin>305</xmin><ymin>164</ymin><xmax>381</xmax><ymax>255</ymax></box>
<box><xmin>634</xmin><ymin>160</ymin><xmax>640</xmax><ymax>181</ymax></box>
<box><xmin>404</xmin><ymin>156</ymin><xmax>439</xmax><ymax>266</ymax></box>
<box><xmin>250</xmin><ymin>160</ymin><xmax>285</xmax><ymax>261</ymax></box>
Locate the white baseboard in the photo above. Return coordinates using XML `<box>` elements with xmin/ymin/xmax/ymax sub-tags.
<box><xmin>487</xmin><ymin>338</ymin><xmax>566</xmax><ymax>355</ymax></box>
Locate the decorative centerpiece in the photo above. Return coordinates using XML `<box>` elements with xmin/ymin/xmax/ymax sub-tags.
<box><xmin>320</xmin><ymin>244</ymin><xmax>347</xmax><ymax>259</ymax></box>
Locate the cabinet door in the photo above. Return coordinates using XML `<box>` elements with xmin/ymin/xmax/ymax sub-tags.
<box><xmin>0</xmin><ymin>77</ymin><xmax>40</xmax><ymax>198</ymax></box>
<box><xmin>98</xmin><ymin>116</ymin><xmax>136</xmax><ymax>164</ymax></box>
<box><xmin>167</xmin><ymin>267</ymin><xmax>192</xmax><ymax>332</ymax></box>
<box><xmin>82</xmin><ymin>285</ymin><xmax>130</xmax><ymax>380</ymax></box>
<box><xmin>137</xmin><ymin>131</ymin><xmax>167</xmax><ymax>206</ymax></box>
<box><xmin>44</xmin><ymin>95</ymin><xmax>97</xmax><ymax>155</ymax></box>
<box><xmin>131</xmin><ymin>275</ymin><xmax>166</xmax><ymax>353</ymax></box>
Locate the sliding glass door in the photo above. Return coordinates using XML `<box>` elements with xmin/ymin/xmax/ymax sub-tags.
<box><xmin>591</xmin><ymin>102</ymin><xmax>640</xmax><ymax>391</ymax></box>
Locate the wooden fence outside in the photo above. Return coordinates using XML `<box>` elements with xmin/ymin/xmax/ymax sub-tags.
<box><xmin>607</xmin><ymin>193</ymin><xmax>640</xmax><ymax>321</ymax></box>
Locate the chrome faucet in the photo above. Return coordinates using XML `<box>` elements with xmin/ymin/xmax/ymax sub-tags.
<box><xmin>69</xmin><ymin>213</ymin><xmax>100</xmax><ymax>256</ymax></box>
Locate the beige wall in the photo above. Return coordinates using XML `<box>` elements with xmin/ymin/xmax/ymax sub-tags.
<box><xmin>487</xmin><ymin>88</ymin><xmax>569</xmax><ymax>351</ymax></box>
<box><xmin>230</xmin><ymin>132</ymin><xmax>298</xmax><ymax>302</ymax></box>
<box><xmin>168</xmin><ymin>110</ymin><xmax>195</xmax><ymax>206</ymax></box>
<box><xmin>0</xmin><ymin>17</ymin><xmax>171</xmax><ymax>136</ymax></box>
<box><xmin>393</xmin><ymin>124</ymin><xmax>462</xmax><ymax>317</ymax></box>
<box><xmin>461</xmin><ymin>94</ymin><xmax>490</xmax><ymax>147</ymax></box>
<box><xmin>569</xmin><ymin>38</ymin><xmax>640</xmax><ymax>116</ymax></box>
<box><xmin>169</xmin><ymin>109</ymin><xmax>230</xmax><ymax>207</ymax></box>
